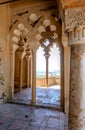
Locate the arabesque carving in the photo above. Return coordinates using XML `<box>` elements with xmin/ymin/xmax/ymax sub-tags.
<box><xmin>65</xmin><ymin>7</ymin><xmax>85</xmax><ymax>30</ymax></box>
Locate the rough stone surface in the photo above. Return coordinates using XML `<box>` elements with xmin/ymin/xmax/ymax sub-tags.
<box><xmin>69</xmin><ymin>44</ymin><xmax>85</xmax><ymax>130</ymax></box>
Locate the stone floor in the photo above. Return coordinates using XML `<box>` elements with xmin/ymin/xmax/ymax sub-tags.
<box><xmin>9</xmin><ymin>85</ymin><xmax>60</xmax><ymax>109</ymax></box>
<box><xmin>0</xmin><ymin>103</ymin><xmax>68</xmax><ymax>130</ymax></box>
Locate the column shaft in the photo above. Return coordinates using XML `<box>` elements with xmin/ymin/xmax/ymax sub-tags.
<box><xmin>26</xmin><ymin>58</ymin><xmax>30</xmax><ymax>88</ymax></box>
<box><xmin>10</xmin><ymin>44</ymin><xmax>19</xmax><ymax>99</ymax></box>
<box><xmin>69</xmin><ymin>44</ymin><xmax>85</xmax><ymax>130</ymax></box>
<box><xmin>19</xmin><ymin>59</ymin><xmax>23</xmax><ymax>91</ymax></box>
<box><xmin>60</xmin><ymin>50</ymin><xmax>64</xmax><ymax>110</ymax></box>
<box><xmin>46</xmin><ymin>57</ymin><xmax>49</xmax><ymax>88</ymax></box>
<box><xmin>10</xmin><ymin>50</ymin><xmax>15</xmax><ymax>99</ymax></box>
<box><xmin>64</xmin><ymin>47</ymin><xmax>70</xmax><ymax>113</ymax></box>
<box><xmin>31</xmin><ymin>51</ymin><xmax>36</xmax><ymax>103</ymax></box>
<box><xmin>29</xmin><ymin>58</ymin><xmax>31</xmax><ymax>87</ymax></box>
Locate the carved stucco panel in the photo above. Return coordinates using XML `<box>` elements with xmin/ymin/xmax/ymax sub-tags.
<box><xmin>65</xmin><ymin>7</ymin><xmax>85</xmax><ymax>30</ymax></box>
<box><xmin>69</xmin><ymin>44</ymin><xmax>85</xmax><ymax>130</ymax></box>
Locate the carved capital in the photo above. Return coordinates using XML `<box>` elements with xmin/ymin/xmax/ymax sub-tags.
<box><xmin>64</xmin><ymin>7</ymin><xmax>85</xmax><ymax>45</ymax></box>
<box><xmin>65</xmin><ymin>7</ymin><xmax>85</xmax><ymax>30</ymax></box>
<box><xmin>10</xmin><ymin>43</ymin><xmax>19</xmax><ymax>53</ymax></box>
<box><xmin>65</xmin><ymin>7</ymin><xmax>85</xmax><ymax>31</ymax></box>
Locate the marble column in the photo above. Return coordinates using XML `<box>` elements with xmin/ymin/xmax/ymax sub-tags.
<box><xmin>66</xmin><ymin>27</ymin><xmax>85</xmax><ymax>130</ymax></box>
<box><xmin>31</xmin><ymin>50</ymin><xmax>36</xmax><ymax>103</ymax></box>
<box><xmin>64</xmin><ymin>7</ymin><xmax>85</xmax><ymax>129</ymax></box>
<box><xmin>69</xmin><ymin>43</ymin><xmax>85</xmax><ymax>130</ymax></box>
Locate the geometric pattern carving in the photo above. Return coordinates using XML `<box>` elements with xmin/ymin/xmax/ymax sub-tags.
<box><xmin>65</xmin><ymin>7</ymin><xmax>85</xmax><ymax>30</ymax></box>
<box><xmin>40</xmin><ymin>26</ymin><xmax>57</xmax><ymax>56</ymax></box>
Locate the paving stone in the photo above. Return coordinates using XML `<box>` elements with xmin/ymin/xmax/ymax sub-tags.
<box><xmin>10</xmin><ymin>86</ymin><xmax>60</xmax><ymax>108</ymax></box>
<box><xmin>0</xmin><ymin>103</ymin><xmax>68</xmax><ymax>130</ymax></box>
<box><xmin>46</xmin><ymin>127</ymin><xmax>57</xmax><ymax>130</ymax></box>
<box><xmin>40</xmin><ymin>127</ymin><xmax>46</xmax><ymax>130</ymax></box>
<box><xmin>8</xmin><ymin>120</ymin><xmax>27</xmax><ymax>130</ymax></box>
<box><xmin>25</xmin><ymin>125</ymin><xmax>40</xmax><ymax>130</ymax></box>
<box><xmin>41</xmin><ymin>116</ymin><xmax>49</xmax><ymax>127</ymax></box>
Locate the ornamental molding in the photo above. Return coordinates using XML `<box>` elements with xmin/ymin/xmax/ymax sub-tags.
<box><xmin>65</xmin><ymin>7</ymin><xmax>85</xmax><ymax>31</ymax></box>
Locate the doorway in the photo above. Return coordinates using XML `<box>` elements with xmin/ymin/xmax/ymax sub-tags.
<box><xmin>36</xmin><ymin>44</ymin><xmax>61</xmax><ymax>107</ymax></box>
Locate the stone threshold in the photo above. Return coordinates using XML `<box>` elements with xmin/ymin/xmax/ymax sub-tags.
<box><xmin>7</xmin><ymin>99</ymin><xmax>62</xmax><ymax>111</ymax></box>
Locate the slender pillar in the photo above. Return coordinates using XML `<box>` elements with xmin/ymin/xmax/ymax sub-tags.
<box><xmin>17</xmin><ymin>42</ymin><xmax>25</xmax><ymax>92</ymax></box>
<box><xmin>31</xmin><ymin>50</ymin><xmax>36</xmax><ymax>103</ymax></box>
<box><xmin>45</xmin><ymin>55</ymin><xmax>49</xmax><ymax>88</ymax></box>
<box><xmin>29</xmin><ymin>57</ymin><xmax>32</xmax><ymax>87</ymax></box>
<box><xmin>10</xmin><ymin>44</ymin><xmax>19</xmax><ymax>99</ymax></box>
<box><xmin>60</xmin><ymin>49</ymin><xmax>64</xmax><ymax>110</ymax></box>
<box><xmin>64</xmin><ymin>47</ymin><xmax>70</xmax><ymax>113</ymax></box>
<box><xmin>26</xmin><ymin>57</ymin><xmax>30</xmax><ymax>88</ymax></box>
<box><xmin>30</xmin><ymin>57</ymin><xmax>32</xmax><ymax>87</ymax></box>
<box><xmin>19</xmin><ymin>58</ymin><xmax>23</xmax><ymax>91</ymax></box>
<box><xmin>10</xmin><ymin>49</ymin><xmax>15</xmax><ymax>98</ymax></box>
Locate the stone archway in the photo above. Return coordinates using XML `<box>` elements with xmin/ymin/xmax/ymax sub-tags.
<box><xmin>10</xmin><ymin>23</ymin><xmax>31</xmax><ymax>99</ymax></box>
<box><xmin>9</xmin><ymin>8</ymin><xmax>64</xmax><ymax>110</ymax></box>
<box><xmin>35</xmin><ymin>18</ymin><xmax>64</xmax><ymax>109</ymax></box>
<box><xmin>36</xmin><ymin>42</ymin><xmax>62</xmax><ymax>107</ymax></box>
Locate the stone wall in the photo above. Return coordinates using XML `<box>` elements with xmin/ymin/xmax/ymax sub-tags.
<box><xmin>0</xmin><ymin>4</ymin><xmax>10</xmax><ymax>99</ymax></box>
<box><xmin>36</xmin><ymin>77</ymin><xmax>60</xmax><ymax>87</ymax></box>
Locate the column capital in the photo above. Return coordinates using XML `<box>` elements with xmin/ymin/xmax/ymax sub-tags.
<box><xmin>65</xmin><ymin>7</ymin><xmax>85</xmax><ymax>31</ymax></box>
<box><xmin>44</xmin><ymin>54</ymin><xmax>50</xmax><ymax>59</ymax></box>
<box><xmin>25</xmin><ymin>55</ymin><xmax>31</xmax><ymax>61</ymax></box>
<box><xmin>65</xmin><ymin>7</ymin><xmax>85</xmax><ymax>46</ymax></box>
<box><xmin>32</xmin><ymin>49</ymin><xmax>36</xmax><ymax>55</ymax></box>
<box><xmin>10</xmin><ymin>43</ymin><xmax>19</xmax><ymax>53</ymax></box>
<box><xmin>17</xmin><ymin>50</ymin><xmax>26</xmax><ymax>59</ymax></box>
